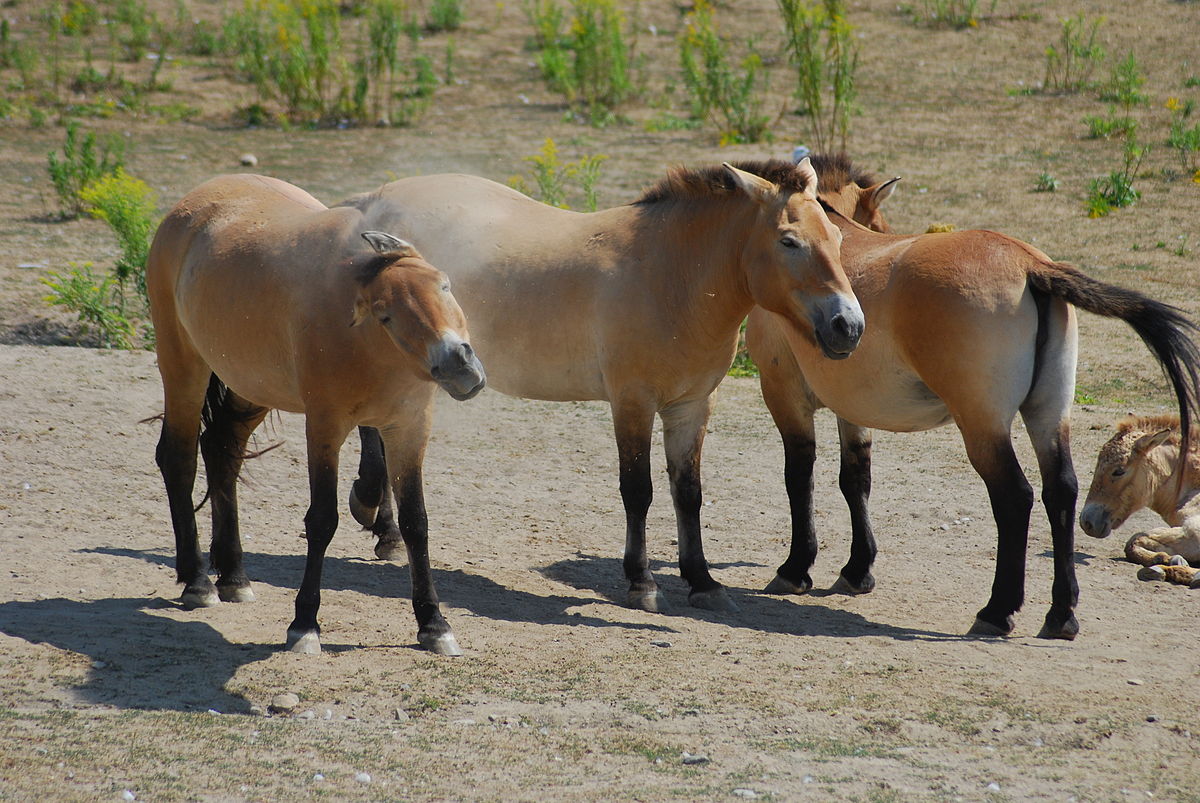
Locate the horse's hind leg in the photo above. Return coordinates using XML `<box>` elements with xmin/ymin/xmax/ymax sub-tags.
<box><xmin>155</xmin><ymin>353</ymin><xmax>217</xmax><ymax>608</ymax></box>
<box><xmin>830</xmin><ymin>417</ymin><xmax>877</xmax><ymax>595</ymax></box>
<box><xmin>961</xmin><ymin>430</ymin><xmax>1035</xmax><ymax>637</ymax></box>
<box><xmin>350</xmin><ymin>426</ymin><xmax>405</xmax><ymax>560</ymax></box>
<box><xmin>662</xmin><ymin>397</ymin><xmax>735</xmax><ymax>612</ymax></box>
<box><xmin>199</xmin><ymin>384</ymin><xmax>269</xmax><ymax>603</ymax></box>
<box><xmin>380</xmin><ymin>403</ymin><xmax>461</xmax><ymax>656</ymax></box>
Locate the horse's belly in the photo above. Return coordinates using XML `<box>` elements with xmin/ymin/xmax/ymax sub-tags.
<box><xmin>804</xmin><ymin>361</ymin><xmax>952</xmax><ymax>432</ymax></box>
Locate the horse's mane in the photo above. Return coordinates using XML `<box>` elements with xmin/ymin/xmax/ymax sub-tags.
<box><xmin>1116</xmin><ymin>413</ymin><xmax>1183</xmax><ymax>439</ymax></box>
<box><xmin>351</xmin><ymin>252</ymin><xmax>401</xmax><ymax>286</ymax></box>
<box><xmin>634</xmin><ymin>159</ymin><xmax>812</xmax><ymax>205</ymax></box>
<box><xmin>809</xmin><ymin>152</ymin><xmax>881</xmax><ymax>193</ymax></box>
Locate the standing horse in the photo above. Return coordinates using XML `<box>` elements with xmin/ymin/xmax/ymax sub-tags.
<box><xmin>747</xmin><ymin>154</ymin><xmax>1200</xmax><ymax>639</ymax></box>
<box><xmin>340</xmin><ymin>158</ymin><xmax>862</xmax><ymax>612</ymax></box>
<box><xmin>148</xmin><ymin>174</ymin><xmax>485</xmax><ymax>655</ymax></box>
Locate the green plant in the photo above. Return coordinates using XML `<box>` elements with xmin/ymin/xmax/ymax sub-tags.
<box><xmin>905</xmin><ymin>0</ymin><xmax>990</xmax><ymax>29</ymax></box>
<box><xmin>1083</xmin><ymin>110</ymin><xmax>1136</xmax><ymax>139</ymax></box>
<box><xmin>114</xmin><ymin>0</ymin><xmax>154</xmax><ymax>62</ymax></box>
<box><xmin>42</xmin><ymin>263</ymin><xmax>135</xmax><ymax>349</ymax></box>
<box><xmin>778</xmin><ymin>0</ymin><xmax>859</xmax><ymax>152</ymax></box>
<box><xmin>46</xmin><ymin>121</ymin><xmax>126</xmax><ymax>219</ymax></box>
<box><xmin>1033</xmin><ymin>172</ymin><xmax>1058</xmax><ymax>192</ymax></box>
<box><xmin>729</xmin><ymin>320</ymin><xmax>758</xmax><ymax>377</ymax></box>
<box><xmin>526</xmin><ymin>0</ymin><xmax>634</xmax><ymax>125</ymax></box>
<box><xmin>1167</xmin><ymin>97</ymin><xmax>1200</xmax><ymax>174</ymax></box>
<box><xmin>1099</xmin><ymin>51</ymin><xmax>1148</xmax><ymax>106</ymax></box>
<box><xmin>679</xmin><ymin>0</ymin><xmax>772</xmax><ymax>145</ymax></box>
<box><xmin>427</xmin><ymin>0</ymin><xmax>465</xmax><ymax>32</ymax></box>
<box><xmin>1042</xmin><ymin>13</ymin><xmax>1104</xmax><ymax>92</ymax></box>
<box><xmin>508</xmin><ymin>138</ymin><xmax>607</xmax><ymax>210</ymax></box>
<box><xmin>79</xmin><ymin>169</ymin><xmax>159</xmax><ymax>310</ymax></box>
<box><xmin>1086</xmin><ymin>134</ymin><xmax>1146</xmax><ymax>217</ymax></box>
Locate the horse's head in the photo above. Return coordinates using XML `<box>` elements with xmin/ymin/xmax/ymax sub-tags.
<box><xmin>820</xmin><ymin>176</ymin><xmax>899</xmax><ymax>234</ymax></box>
<box><xmin>725</xmin><ymin>158</ymin><xmax>864</xmax><ymax>360</ymax></box>
<box><xmin>352</xmin><ymin>231</ymin><xmax>486</xmax><ymax>401</ymax></box>
<box><xmin>1079</xmin><ymin>416</ymin><xmax>1180</xmax><ymax>538</ymax></box>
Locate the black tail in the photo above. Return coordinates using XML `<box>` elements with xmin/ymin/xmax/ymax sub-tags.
<box><xmin>1028</xmin><ymin>261</ymin><xmax>1200</xmax><ymax>458</ymax></box>
<box><xmin>194</xmin><ymin>374</ymin><xmax>278</xmax><ymax>513</ymax></box>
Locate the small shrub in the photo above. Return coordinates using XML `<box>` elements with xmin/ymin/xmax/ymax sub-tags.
<box><xmin>42</xmin><ymin>263</ymin><xmax>135</xmax><ymax>349</ymax></box>
<box><xmin>679</xmin><ymin>0</ymin><xmax>772</xmax><ymax>145</ymax></box>
<box><xmin>1086</xmin><ymin>135</ymin><xmax>1146</xmax><ymax>218</ymax></box>
<box><xmin>904</xmin><ymin>0</ymin><xmax>990</xmax><ymax>29</ymax></box>
<box><xmin>47</xmin><ymin>121</ymin><xmax>126</xmax><ymax>219</ymax></box>
<box><xmin>427</xmin><ymin>0</ymin><xmax>465</xmax><ymax>32</ymax></box>
<box><xmin>1042</xmin><ymin>13</ymin><xmax>1104</xmax><ymax>93</ymax></box>
<box><xmin>1166</xmin><ymin>97</ymin><xmax>1200</xmax><ymax>174</ymax></box>
<box><xmin>508</xmin><ymin>138</ymin><xmax>607</xmax><ymax>211</ymax></box>
<box><xmin>79</xmin><ymin>169</ymin><xmax>158</xmax><ymax>310</ymax></box>
<box><xmin>1033</xmin><ymin>172</ymin><xmax>1058</xmax><ymax>192</ymax></box>
<box><xmin>1083</xmin><ymin>110</ymin><xmax>1135</xmax><ymax>139</ymax></box>
<box><xmin>778</xmin><ymin>0</ymin><xmax>859</xmax><ymax>152</ymax></box>
<box><xmin>1099</xmin><ymin>51</ymin><xmax>1148</xmax><ymax>107</ymax></box>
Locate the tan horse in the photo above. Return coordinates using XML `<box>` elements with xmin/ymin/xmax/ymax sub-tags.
<box><xmin>748</xmin><ymin>153</ymin><xmax>1200</xmax><ymax>639</ymax></box>
<box><xmin>340</xmin><ymin>158</ymin><xmax>862</xmax><ymax>612</ymax></box>
<box><xmin>148</xmin><ymin>174</ymin><xmax>485</xmax><ymax>656</ymax></box>
<box><xmin>1080</xmin><ymin>415</ymin><xmax>1200</xmax><ymax>588</ymax></box>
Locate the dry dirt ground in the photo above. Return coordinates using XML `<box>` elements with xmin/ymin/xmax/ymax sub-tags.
<box><xmin>1</xmin><ymin>0</ymin><xmax>1199</xmax><ymax>800</ymax></box>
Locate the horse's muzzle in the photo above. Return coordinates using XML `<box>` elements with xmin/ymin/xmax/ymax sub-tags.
<box><xmin>430</xmin><ymin>337</ymin><xmax>486</xmax><ymax>401</ymax></box>
<box><xmin>813</xmin><ymin>295</ymin><xmax>865</xmax><ymax>360</ymax></box>
<box><xmin>1078</xmin><ymin>503</ymin><xmax>1114</xmax><ymax>539</ymax></box>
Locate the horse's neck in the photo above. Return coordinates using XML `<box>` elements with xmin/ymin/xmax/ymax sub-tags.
<box><xmin>1148</xmin><ymin>445</ymin><xmax>1200</xmax><ymax>524</ymax></box>
<box><xmin>631</xmin><ymin>200</ymin><xmax>756</xmax><ymax>336</ymax></box>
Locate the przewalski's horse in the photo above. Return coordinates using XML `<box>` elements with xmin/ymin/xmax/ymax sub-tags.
<box><xmin>1080</xmin><ymin>415</ymin><xmax>1200</xmax><ymax>588</ymax></box>
<box><xmin>339</xmin><ymin>158</ymin><xmax>862</xmax><ymax>612</ymax></box>
<box><xmin>147</xmin><ymin>174</ymin><xmax>485</xmax><ymax>656</ymax></box>
<box><xmin>747</xmin><ymin>153</ymin><xmax>1200</xmax><ymax>639</ymax></box>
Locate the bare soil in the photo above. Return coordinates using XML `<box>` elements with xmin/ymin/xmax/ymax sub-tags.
<box><xmin>1</xmin><ymin>0</ymin><xmax>1199</xmax><ymax>800</ymax></box>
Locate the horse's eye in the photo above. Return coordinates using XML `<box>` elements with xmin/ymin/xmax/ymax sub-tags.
<box><xmin>1111</xmin><ymin>467</ymin><xmax>1126</xmax><ymax>478</ymax></box>
<box><xmin>441</xmin><ymin>281</ymin><xmax>451</xmax><ymax>293</ymax></box>
<box><xmin>780</xmin><ymin>236</ymin><xmax>799</xmax><ymax>249</ymax></box>
<box><xmin>378</xmin><ymin>315</ymin><xmax>391</xmax><ymax>325</ymax></box>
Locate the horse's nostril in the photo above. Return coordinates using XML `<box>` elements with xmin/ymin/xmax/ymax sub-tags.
<box><xmin>430</xmin><ymin>364</ymin><xmax>442</xmax><ymax>379</ymax></box>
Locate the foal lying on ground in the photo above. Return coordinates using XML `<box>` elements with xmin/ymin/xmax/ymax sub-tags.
<box><xmin>1080</xmin><ymin>415</ymin><xmax>1200</xmax><ymax>588</ymax></box>
<box><xmin>147</xmin><ymin>174</ymin><xmax>486</xmax><ymax>655</ymax></box>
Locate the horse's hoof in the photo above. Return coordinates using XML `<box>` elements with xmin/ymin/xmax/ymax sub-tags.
<box><xmin>689</xmin><ymin>587</ymin><xmax>738</xmax><ymax>613</ymax></box>
<box><xmin>626</xmin><ymin>589</ymin><xmax>668</xmax><ymax>613</ymax></box>
<box><xmin>762</xmin><ymin>574</ymin><xmax>810</xmax><ymax>595</ymax></box>
<box><xmin>180</xmin><ymin>587</ymin><xmax>220</xmax><ymax>609</ymax></box>
<box><xmin>419</xmin><ymin>632</ymin><xmax>463</xmax><ymax>656</ymax></box>
<box><xmin>1037</xmin><ymin>612</ymin><xmax>1079</xmax><ymax>640</ymax></box>
<box><xmin>218</xmin><ymin>585</ymin><xmax>255</xmax><ymax>603</ymax></box>
<box><xmin>1190</xmin><ymin>574</ymin><xmax>1200</xmax><ymax>589</ymax></box>
<box><xmin>967</xmin><ymin>615</ymin><xmax>1014</xmax><ymax>637</ymax></box>
<box><xmin>374</xmin><ymin>539</ymin><xmax>405</xmax><ymax>561</ymax></box>
<box><xmin>1167</xmin><ymin>554</ymin><xmax>1190</xmax><ymax>567</ymax></box>
<box><xmin>1137</xmin><ymin>565</ymin><xmax>1167</xmax><ymax>582</ymax></box>
<box><xmin>830</xmin><ymin>573</ymin><xmax>875</xmax><ymax>595</ymax></box>
<box><xmin>348</xmin><ymin>486</ymin><xmax>379</xmax><ymax>529</ymax></box>
<box><xmin>286</xmin><ymin>630</ymin><xmax>322</xmax><ymax>654</ymax></box>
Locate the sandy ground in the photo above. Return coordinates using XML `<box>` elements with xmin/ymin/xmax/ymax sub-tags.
<box><xmin>1</xmin><ymin>343</ymin><xmax>1198</xmax><ymax>801</ymax></box>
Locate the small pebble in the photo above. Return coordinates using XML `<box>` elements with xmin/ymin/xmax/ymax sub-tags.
<box><xmin>986</xmin><ymin>782</ymin><xmax>1001</xmax><ymax>792</ymax></box>
<box><xmin>239</xmin><ymin>153</ymin><xmax>258</xmax><ymax>167</ymax></box>
<box><xmin>91</xmin><ymin>660</ymin><xmax>107</xmax><ymax>670</ymax></box>
<box><xmin>393</xmin><ymin>708</ymin><xmax>410</xmax><ymax>722</ymax></box>
<box><xmin>248</xmin><ymin>705</ymin><xmax>266</xmax><ymax>717</ymax></box>
<box><xmin>681</xmin><ymin>751</ymin><xmax>710</xmax><ymax>765</ymax></box>
<box><xmin>650</xmin><ymin>640</ymin><xmax>672</xmax><ymax>648</ymax></box>
<box><xmin>312</xmin><ymin>773</ymin><xmax>324</xmax><ymax>782</ymax></box>
<box><xmin>802</xmin><ymin>775</ymin><xmax>814</xmax><ymax>784</ymax></box>
<box><xmin>733</xmin><ymin>789</ymin><xmax>760</xmax><ymax>799</ymax></box>
<box><xmin>270</xmin><ymin>693</ymin><xmax>300</xmax><ymax>714</ymax></box>
<box><xmin>355</xmin><ymin>772</ymin><xmax>372</xmax><ymax>784</ymax></box>
<box><xmin>1146</xmin><ymin>714</ymin><xmax>1160</xmax><ymax>723</ymax></box>
<box><xmin>296</xmin><ymin>709</ymin><xmax>316</xmax><ymax>720</ymax></box>
<box><xmin>1127</xmin><ymin>679</ymin><xmax>1145</xmax><ymax>686</ymax></box>
<box><xmin>121</xmin><ymin>792</ymin><xmax>136</xmax><ymax>802</ymax></box>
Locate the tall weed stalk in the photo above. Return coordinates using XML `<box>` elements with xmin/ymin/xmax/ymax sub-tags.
<box><xmin>778</xmin><ymin>0</ymin><xmax>858</xmax><ymax>152</ymax></box>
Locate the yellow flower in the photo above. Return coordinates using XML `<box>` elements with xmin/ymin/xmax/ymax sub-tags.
<box><xmin>1193</xmin><ymin>169</ymin><xmax>1200</xmax><ymax>185</ymax></box>
<box><xmin>1166</xmin><ymin>97</ymin><xmax>1182</xmax><ymax>111</ymax></box>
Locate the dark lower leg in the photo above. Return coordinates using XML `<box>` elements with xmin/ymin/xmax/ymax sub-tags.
<box><xmin>352</xmin><ymin>427</ymin><xmax>403</xmax><ymax>548</ymax></box>
<box><xmin>288</xmin><ymin>456</ymin><xmax>339</xmax><ymax>648</ymax></box>
<box><xmin>200</xmin><ymin>400</ymin><xmax>265</xmax><ymax>600</ymax></box>
<box><xmin>837</xmin><ymin>427</ymin><xmax>876</xmax><ymax>593</ymax></box>
<box><xmin>393</xmin><ymin>471</ymin><xmax>456</xmax><ymax>651</ymax></box>
<box><xmin>157</xmin><ymin>428</ymin><xmax>215</xmax><ymax>605</ymax></box>
<box><xmin>972</xmin><ymin>448</ymin><xmax>1034</xmax><ymax>635</ymax></box>
<box><xmin>772</xmin><ymin>433</ymin><xmax>818</xmax><ymax>593</ymax></box>
<box><xmin>1038</xmin><ymin>446</ymin><xmax>1080</xmax><ymax>640</ymax></box>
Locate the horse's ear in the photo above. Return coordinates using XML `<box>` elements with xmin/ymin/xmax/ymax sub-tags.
<box><xmin>864</xmin><ymin>177</ymin><xmax>900</xmax><ymax>211</ymax></box>
<box><xmin>1133</xmin><ymin>428</ymin><xmax>1175</xmax><ymax>454</ymax></box>
<box><xmin>794</xmin><ymin>156</ymin><xmax>819</xmax><ymax>200</ymax></box>
<box><xmin>722</xmin><ymin>162</ymin><xmax>777</xmax><ymax>205</ymax></box>
<box><xmin>361</xmin><ymin>230</ymin><xmax>417</xmax><ymax>257</ymax></box>
<box><xmin>350</xmin><ymin>294</ymin><xmax>371</xmax><ymax>327</ymax></box>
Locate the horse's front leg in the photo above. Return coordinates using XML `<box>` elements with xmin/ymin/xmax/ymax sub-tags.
<box><xmin>963</xmin><ymin>432</ymin><xmax>1034</xmax><ymax>637</ymax></box>
<box><xmin>380</xmin><ymin>406</ymin><xmax>461</xmax><ymax>656</ymax></box>
<box><xmin>612</xmin><ymin>394</ymin><xmax>663</xmax><ymax>612</ymax></box>
<box><xmin>661</xmin><ymin>397</ymin><xmax>736</xmax><ymax>612</ymax></box>
<box><xmin>286</xmin><ymin>416</ymin><xmax>351</xmax><ymax>654</ymax></box>
<box><xmin>349</xmin><ymin>426</ymin><xmax>405</xmax><ymax>560</ymax></box>
<box><xmin>199</xmin><ymin>387</ymin><xmax>268</xmax><ymax>603</ymax></box>
<box><xmin>830</xmin><ymin>417</ymin><xmax>877</xmax><ymax>595</ymax></box>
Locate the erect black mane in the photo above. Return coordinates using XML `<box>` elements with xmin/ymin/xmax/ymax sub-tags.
<box><xmin>808</xmin><ymin>152</ymin><xmax>881</xmax><ymax>192</ymax></box>
<box><xmin>634</xmin><ymin>159</ymin><xmax>812</xmax><ymax>205</ymax></box>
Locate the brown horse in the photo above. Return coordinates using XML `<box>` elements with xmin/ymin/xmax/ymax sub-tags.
<box><xmin>147</xmin><ymin>174</ymin><xmax>485</xmax><ymax>656</ymax></box>
<box><xmin>1080</xmin><ymin>415</ymin><xmax>1200</xmax><ymax>587</ymax></box>
<box><xmin>340</xmin><ymin>159</ymin><xmax>862</xmax><ymax>612</ymax></box>
<box><xmin>748</xmin><ymin>153</ymin><xmax>1200</xmax><ymax>639</ymax></box>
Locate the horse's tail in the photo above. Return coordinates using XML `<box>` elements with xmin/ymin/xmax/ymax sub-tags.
<box><xmin>193</xmin><ymin>374</ymin><xmax>278</xmax><ymax>513</ymax></box>
<box><xmin>1027</xmin><ymin>261</ymin><xmax>1200</xmax><ymax>466</ymax></box>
